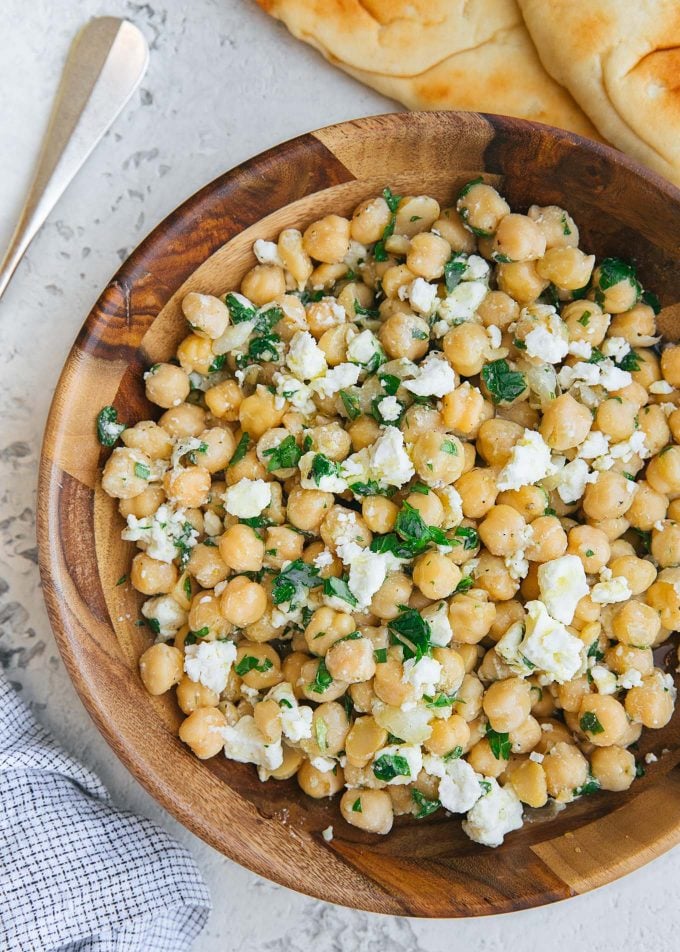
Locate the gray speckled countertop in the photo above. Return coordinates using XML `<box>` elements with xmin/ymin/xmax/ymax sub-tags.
<box><xmin>1</xmin><ymin>1</ymin><xmax>678</xmax><ymax>948</ymax></box>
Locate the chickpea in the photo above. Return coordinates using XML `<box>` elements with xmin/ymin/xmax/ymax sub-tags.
<box><xmin>543</xmin><ymin>741</ymin><xmax>588</xmax><ymax>800</ymax></box>
<box><xmin>263</xmin><ymin>526</ymin><xmax>304</xmax><ymax>569</ymax></box>
<box><xmin>442</xmin><ymin>323</ymin><xmax>489</xmax><ymax>377</ymax></box>
<box><xmin>304</xmin><ymin>606</ymin><xmax>356</xmax><ymax>656</ymax></box>
<box><xmin>454</xmin><ymin>469</ymin><xmax>497</xmax><ymax>520</ymax></box>
<box><xmin>381</xmin><ymin>263</ymin><xmax>416</xmax><ymax>299</ymax></box>
<box><xmin>509</xmin><ymin>715</ymin><xmax>542</xmax><ymax>753</ymax></box>
<box><xmin>431</xmin><ymin>207</ymin><xmax>476</xmax><ymax>252</ymax></box>
<box><xmin>625</xmin><ymin>670</ymin><xmax>675</xmax><ymax>728</ymax></box>
<box><xmin>176</xmin><ymin>675</ymin><xmax>218</xmax><ymax>715</ymax></box>
<box><xmin>496</xmin><ymin>261</ymin><xmax>548</xmax><ymax>305</ymax></box>
<box><xmin>219</xmin><ymin>576</ymin><xmax>267</xmax><ymax>627</ymax></box>
<box><xmin>474</xmin><ymin>553</ymin><xmax>518</xmax><ymax>602</ymax></box>
<box><xmin>566</xmin><ymin>525</ymin><xmax>610</xmax><ymax>574</ymax></box>
<box><xmin>182</xmin><ymin>291</ymin><xmax>229</xmax><ymax>339</ymax></box>
<box><xmin>405</xmin><ymin>232</ymin><xmax>451</xmax><ymax>281</ymax></box>
<box><xmin>562</xmin><ymin>300</ymin><xmax>608</xmax><ymax>346</ymax></box>
<box><xmin>370</xmin><ymin>573</ymin><xmax>413</xmax><ymax>621</ymax></box>
<box><xmin>350</xmin><ymin>196</ymin><xmax>391</xmax><ymax>244</ymax></box>
<box><xmin>638</xmin><ymin>405</ymin><xmax>670</xmax><ymax>457</ymax></box>
<box><xmin>144</xmin><ymin>363</ymin><xmax>190</xmax><ymax>409</ymax></box>
<box><xmin>477</xmin><ymin>418</ymin><xmax>524</xmax><ymax>466</ymax></box>
<box><xmin>609</xmin><ymin>303</ymin><xmax>656</xmax><ymax>346</ymax></box>
<box><xmin>235</xmin><ymin>643</ymin><xmax>282</xmax><ymax>690</ymax></box>
<box><xmin>540</xmin><ymin>393</ymin><xmax>592</xmax><ymax>451</ymax></box>
<box><xmin>340</xmin><ymin>789</ymin><xmax>393</xmax><ymax>834</ymax></box>
<box><xmin>527</xmin><ymin>205</ymin><xmax>579</xmax><ymax>249</ymax></box>
<box><xmin>589</xmin><ymin>746</ymin><xmax>636</xmax><ymax>792</ymax></box>
<box><xmin>219</xmin><ymin>524</ymin><xmax>264</xmax><ymax>572</ymax></box>
<box><xmin>456</xmin><ymin>182</ymin><xmax>510</xmax><ymax>237</ymax></box>
<box><xmin>508</xmin><ymin>759</ymin><xmax>548</xmax><ymax>807</ymax></box>
<box><xmin>467</xmin><ymin>737</ymin><xmax>507</xmax><ymax>777</ymax></box>
<box><xmin>483</xmin><ymin>677</ymin><xmax>532</xmax><ymax>732</ymax></box>
<box><xmin>120</xmin><ymin>421</ymin><xmax>172</xmax><ymax>461</ymax></box>
<box><xmin>345</xmin><ymin>716</ymin><xmax>388</xmax><ymax>767</ymax></box>
<box><xmin>320</xmin><ymin>505</ymin><xmax>372</xmax><ymax>551</ymax></box>
<box><xmin>448</xmin><ymin>590</ymin><xmax>496</xmax><ymax>644</ymax></box>
<box><xmin>362</xmin><ymin>495</ymin><xmax>398</xmax><ymax>534</ymax></box>
<box><xmin>605</xmin><ymin>643</ymin><xmax>654</xmax><ymax>678</ymax></box>
<box><xmin>625</xmin><ymin>480</ymin><xmax>668</xmax><ymax>531</ymax></box>
<box><xmin>348</xmin><ymin>414</ymin><xmax>382</xmax><ymax>451</ymax></box>
<box><xmin>286</xmin><ymin>486</ymin><xmax>333</xmax><ymax>532</ymax></box>
<box><xmin>582</xmin><ymin>471</ymin><xmax>634</xmax><ymax>521</ymax></box>
<box><xmin>308</xmin><ymin>702</ymin><xmax>350</xmax><ymax>757</ymax></box>
<box><xmin>159</xmin><ymin>403</ymin><xmax>206</xmax><ymax>439</ymax></box>
<box><xmin>325</xmin><ymin>636</ymin><xmax>376</xmax><ymax>684</ymax></box>
<box><xmin>379</xmin><ymin>312</ymin><xmax>430</xmax><ymax>361</ymax></box>
<box><xmin>119</xmin><ymin>486</ymin><xmax>166</xmax><ymax>520</ymax></box>
<box><xmin>239</xmin><ymin>387</ymin><xmax>286</xmax><ymax>439</ymax></box>
<box><xmin>441</xmin><ymin>383</ymin><xmax>491</xmax><ymax>438</ymax></box>
<box><xmin>130</xmin><ymin>552</ymin><xmax>177</xmax><ymax>596</ymax></box>
<box><xmin>492</xmin><ymin>214</ymin><xmax>546</xmax><ymax>262</ymax></box>
<box><xmin>478</xmin><ymin>505</ymin><xmax>527</xmax><ymax>558</ymax></box>
<box><xmin>138</xmin><ymin>643</ymin><xmax>183</xmax><ymax>696</ymax></box>
<box><xmin>297</xmin><ymin>760</ymin><xmax>345</xmax><ymax>798</ymax></box>
<box><xmin>411</xmin><ymin>432</ymin><xmax>464</xmax><ymax>486</ymax></box>
<box><xmin>178</xmin><ymin>707</ymin><xmax>227</xmax><ymax>759</ymax></box>
<box><xmin>610</xmin><ymin>598</ymin><xmax>660</xmax><ymax>648</ymax></box>
<box><xmin>300</xmin><ymin>656</ymin><xmax>348</xmax><ymax>703</ymax></box>
<box><xmin>592</xmin><ymin>262</ymin><xmax>640</xmax><ymax>314</ymax></box>
<box><xmin>277</xmin><ymin>228</ymin><xmax>313</xmax><ymax>288</ymax></box>
<box><xmin>578</xmin><ymin>695</ymin><xmax>628</xmax><ymax>746</ymax></box>
<box><xmin>303</xmin><ymin>214</ymin><xmax>350</xmax><ymax>264</ymax></box>
<box><xmin>536</xmin><ymin>247</ymin><xmax>594</xmax><ymax>290</ymax></box>
<box><xmin>413</xmin><ymin>551</ymin><xmax>461</xmax><ymax>600</ymax></box>
<box><xmin>102</xmin><ymin>447</ymin><xmax>154</xmax><ymax>500</ymax></box>
<box><xmin>476</xmin><ymin>291</ymin><xmax>519</xmax><ymax>331</ymax></box>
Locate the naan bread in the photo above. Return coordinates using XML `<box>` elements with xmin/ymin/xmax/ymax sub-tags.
<box><xmin>257</xmin><ymin>0</ymin><xmax>600</xmax><ymax>139</ymax></box>
<box><xmin>518</xmin><ymin>0</ymin><xmax>680</xmax><ymax>185</ymax></box>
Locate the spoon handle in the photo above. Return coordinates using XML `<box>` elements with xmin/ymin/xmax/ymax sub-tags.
<box><xmin>0</xmin><ymin>17</ymin><xmax>148</xmax><ymax>301</ymax></box>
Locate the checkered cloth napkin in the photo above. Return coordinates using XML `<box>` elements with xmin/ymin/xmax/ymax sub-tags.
<box><xmin>0</xmin><ymin>673</ymin><xmax>211</xmax><ymax>951</ymax></box>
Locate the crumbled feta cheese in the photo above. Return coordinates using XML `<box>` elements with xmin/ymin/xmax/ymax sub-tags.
<box><xmin>299</xmin><ymin>451</ymin><xmax>348</xmax><ymax>494</ymax></box>
<box><xmin>433</xmin><ymin>280</ymin><xmax>488</xmax><ymax>335</ymax></box>
<box><xmin>266</xmin><ymin>682</ymin><xmax>313</xmax><ymax>742</ymax></box>
<box><xmin>286</xmin><ymin>331</ymin><xmax>327</xmax><ymax>380</ymax></box>
<box><xmin>568</xmin><ymin>340</ymin><xmax>592</xmax><ymax>359</ymax></box>
<box><xmin>558</xmin><ymin>361</ymin><xmax>602</xmax><ymax>390</ymax></box>
<box><xmin>462</xmin><ymin>779</ymin><xmax>523</xmax><ymax>848</ymax></box>
<box><xmin>122</xmin><ymin>504</ymin><xmax>198</xmax><ymax>563</ymax></box>
<box><xmin>529</xmin><ymin>751</ymin><xmax>544</xmax><ymax>763</ymax></box>
<box><xmin>538</xmin><ymin>555</ymin><xmax>589</xmax><ymax>625</ymax></box>
<box><xmin>346</xmin><ymin>329</ymin><xmax>382</xmax><ymax>367</ymax></box>
<box><xmin>495</xmin><ymin>621</ymin><xmax>531</xmax><ymax>675</ymax></box>
<box><xmin>203</xmin><ymin>510</ymin><xmax>223</xmax><ymax>537</ymax></box>
<box><xmin>184</xmin><ymin>640</ymin><xmax>237</xmax><ymax>694</ymax></box>
<box><xmin>407</xmin><ymin>278</ymin><xmax>438</xmax><ymax>315</ymax></box>
<box><xmin>344</xmin><ymin>239</ymin><xmax>367</xmax><ymax>269</ymax></box>
<box><xmin>223</xmin><ymin>478</ymin><xmax>272</xmax><ymax>518</ymax></box>
<box><xmin>321</xmin><ymin>825</ymin><xmax>334</xmax><ymax>842</ymax></box>
<box><xmin>343</xmin><ymin>426</ymin><xmax>415</xmax><ymax>490</ymax></box>
<box><xmin>486</xmin><ymin>324</ymin><xmax>503</xmax><ymax>350</ymax></box>
<box><xmin>618</xmin><ymin>668</ymin><xmax>644</xmax><ymax>691</ymax></box>
<box><xmin>222</xmin><ymin>715</ymin><xmax>283</xmax><ymax>771</ymax></box>
<box><xmin>645</xmin><ymin>752</ymin><xmax>658</xmax><ymax>764</ymax></box>
<box><xmin>372</xmin><ymin>744</ymin><xmax>422</xmax><ymax>785</ymax></box>
<box><xmin>505</xmin><ymin>550</ymin><xmax>530</xmax><ymax>581</ymax></box>
<box><xmin>141</xmin><ymin>595</ymin><xmax>187</xmax><ymax>641</ymax></box>
<box><xmin>591</xmin><ymin>665</ymin><xmax>617</xmax><ymax>695</ymax></box>
<box><xmin>650</xmin><ymin>380</ymin><xmax>674</xmax><ymax>395</ymax></box>
<box><xmin>591</xmin><ymin>576</ymin><xmax>632</xmax><ymax>604</ymax></box>
<box><xmin>336</xmin><ymin>539</ymin><xmax>400</xmax><ymax>610</ymax></box>
<box><xmin>519</xmin><ymin>600</ymin><xmax>584</xmax><ymax>683</ymax></box>
<box><xmin>659</xmin><ymin>671</ymin><xmax>678</xmax><ymax>702</ymax></box>
<box><xmin>462</xmin><ymin>254</ymin><xmax>490</xmax><ymax>281</ymax></box>
<box><xmin>424</xmin><ymin>755</ymin><xmax>482</xmax><ymax>813</ymax></box>
<box><xmin>377</xmin><ymin>396</ymin><xmax>402</xmax><ymax>422</ymax></box>
<box><xmin>437</xmin><ymin>484</ymin><xmax>464</xmax><ymax>529</ymax></box>
<box><xmin>599</xmin><ymin>360</ymin><xmax>632</xmax><ymax>392</ymax></box>
<box><xmin>496</xmin><ymin>429</ymin><xmax>557</xmax><ymax>492</ymax></box>
<box><xmin>403</xmin><ymin>353</ymin><xmax>456</xmax><ymax>398</ymax></box>
<box><xmin>253</xmin><ymin>238</ymin><xmax>283</xmax><ymax>267</ymax></box>
<box><xmin>313</xmin><ymin>549</ymin><xmax>334</xmax><ymax>570</ymax></box>
<box><xmin>578</xmin><ymin>431</ymin><xmax>610</xmax><ymax>460</ymax></box>
<box><xmin>273</xmin><ymin>372</ymin><xmax>316</xmax><ymax>415</ymax></box>
<box><xmin>554</xmin><ymin>458</ymin><xmax>597</xmax><ymax>503</ymax></box>
<box><xmin>309</xmin><ymin>755</ymin><xmax>336</xmax><ymax>773</ymax></box>
<box><xmin>310</xmin><ymin>362</ymin><xmax>361</xmax><ymax>398</ymax></box>
<box><xmin>524</xmin><ymin>315</ymin><xmax>569</xmax><ymax>364</ymax></box>
<box><xmin>601</xmin><ymin>337</ymin><xmax>630</xmax><ymax>362</ymax></box>
<box><xmin>402</xmin><ymin>656</ymin><xmax>442</xmax><ymax>697</ymax></box>
<box><xmin>426</xmin><ymin>601</ymin><xmax>454</xmax><ymax>647</ymax></box>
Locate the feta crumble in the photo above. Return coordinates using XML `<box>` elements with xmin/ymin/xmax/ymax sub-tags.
<box><xmin>519</xmin><ymin>600</ymin><xmax>584</xmax><ymax>683</ymax></box>
<box><xmin>223</xmin><ymin>478</ymin><xmax>272</xmax><ymax>518</ymax></box>
<box><xmin>286</xmin><ymin>331</ymin><xmax>327</xmax><ymax>380</ymax></box>
<box><xmin>343</xmin><ymin>426</ymin><xmax>415</xmax><ymax>490</ymax></box>
<box><xmin>496</xmin><ymin>429</ymin><xmax>557</xmax><ymax>492</ymax></box>
<box><xmin>346</xmin><ymin>329</ymin><xmax>382</xmax><ymax>367</ymax></box>
<box><xmin>462</xmin><ymin>779</ymin><xmax>523</xmax><ymax>847</ymax></box>
<box><xmin>538</xmin><ymin>555</ymin><xmax>589</xmax><ymax>625</ymax></box>
<box><xmin>122</xmin><ymin>504</ymin><xmax>198</xmax><ymax>563</ymax></box>
<box><xmin>590</xmin><ymin>575</ymin><xmax>632</xmax><ymax>604</ymax></box>
<box><xmin>406</xmin><ymin>277</ymin><xmax>438</xmax><ymax>315</ymax></box>
<box><xmin>310</xmin><ymin>362</ymin><xmax>361</xmax><ymax>398</ymax></box>
<box><xmin>424</xmin><ymin>755</ymin><xmax>482</xmax><ymax>813</ymax></box>
<box><xmin>184</xmin><ymin>640</ymin><xmax>237</xmax><ymax>694</ymax></box>
<box><xmin>524</xmin><ymin>314</ymin><xmax>569</xmax><ymax>364</ymax></box>
<box><xmin>377</xmin><ymin>395</ymin><xmax>402</xmax><ymax>422</ymax></box>
<box><xmin>253</xmin><ymin>238</ymin><xmax>283</xmax><ymax>267</ymax></box>
<box><xmin>222</xmin><ymin>714</ymin><xmax>283</xmax><ymax>771</ymax></box>
<box><xmin>403</xmin><ymin>353</ymin><xmax>456</xmax><ymax>398</ymax></box>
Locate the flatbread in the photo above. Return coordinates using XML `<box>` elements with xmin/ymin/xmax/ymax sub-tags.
<box><xmin>257</xmin><ymin>0</ymin><xmax>601</xmax><ymax>139</ymax></box>
<box><xmin>518</xmin><ymin>0</ymin><xmax>680</xmax><ymax>185</ymax></box>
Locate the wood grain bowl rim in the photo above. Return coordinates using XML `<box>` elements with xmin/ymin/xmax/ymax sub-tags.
<box><xmin>37</xmin><ymin>111</ymin><xmax>680</xmax><ymax>916</ymax></box>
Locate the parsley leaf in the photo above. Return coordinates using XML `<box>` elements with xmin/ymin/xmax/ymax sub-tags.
<box><xmin>352</xmin><ymin>797</ymin><xmax>363</xmax><ymax>813</ymax></box>
<box><xmin>309</xmin><ymin>658</ymin><xmax>333</xmax><ymax>694</ymax></box>
<box><xmin>229</xmin><ymin>432</ymin><xmax>250</xmax><ymax>466</ymax></box>
<box><xmin>310</xmin><ymin>453</ymin><xmax>343</xmax><ymax>486</ymax></box>
<box><xmin>579</xmin><ymin>711</ymin><xmax>605</xmax><ymax>735</ymax></box>
<box><xmin>271</xmin><ymin>559</ymin><xmax>322</xmax><ymax>607</ymax></box>
<box><xmin>379</xmin><ymin>373</ymin><xmax>401</xmax><ymax>396</ymax></box>
<box><xmin>617</xmin><ymin>349</ymin><xmax>641</xmax><ymax>372</ymax></box>
<box><xmin>373</xmin><ymin>648</ymin><xmax>388</xmax><ymax>663</ymax></box>
<box><xmin>96</xmin><ymin>406</ymin><xmax>126</xmax><ymax>446</ymax></box>
<box><xmin>263</xmin><ymin>434</ymin><xmax>301</xmax><ymax>471</ymax></box>
<box><xmin>444</xmin><ymin>256</ymin><xmax>467</xmax><ymax>293</ymax></box>
<box><xmin>594</xmin><ymin>258</ymin><xmax>641</xmax><ymax>307</ymax></box>
<box><xmin>411</xmin><ymin>789</ymin><xmax>441</xmax><ymax>819</ymax></box>
<box><xmin>574</xmin><ymin>776</ymin><xmax>600</xmax><ymax>797</ymax></box>
<box><xmin>486</xmin><ymin>726</ymin><xmax>512</xmax><ymax>760</ymax></box>
<box><xmin>339</xmin><ymin>389</ymin><xmax>361</xmax><ymax>421</ymax></box>
<box><xmin>388</xmin><ymin>609</ymin><xmax>431</xmax><ymax>661</ymax></box>
<box><xmin>383</xmin><ymin>187</ymin><xmax>401</xmax><ymax>213</ymax></box>
<box><xmin>373</xmin><ymin>753</ymin><xmax>411</xmax><ymax>782</ymax></box>
<box><xmin>134</xmin><ymin>462</ymin><xmax>150</xmax><ymax>479</ymax></box>
<box><xmin>323</xmin><ymin>576</ymin><xmax>358</xmax><ymax>607</ymax></box>
<box><xmin>235</xmin><ymin>655</ymin><xmax>273</xmax><ymax>676</ymax></box>
<box><xmin>225</xmin><ymin>293</ymin><xmax>256</xmax><ymax>323</ymax></box>
<box><xmin>481</xmin><ymin>359</ymin><xmax>526</xmax><ymax>405</ymax></box>
<box><xmin>185</xmin><ymin>627</ymin><xmax>210</xmax><ymax>645</ymax></box>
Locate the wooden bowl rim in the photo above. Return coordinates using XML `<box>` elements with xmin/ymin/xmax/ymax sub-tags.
<box><xmin>37</xmin><ymin>111</ymin><xmax>680</xmax><ymax>916</ymax></box>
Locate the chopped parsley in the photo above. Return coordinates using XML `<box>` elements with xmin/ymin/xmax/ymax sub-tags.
<box><xmin>481</xmin><ymin>359</ymin><xmax>526</xmax><ymax>405</ymax></box>
<box><xmin>308</xmin><ymin>658</ymin><xmax>333</xmax><ymax>694</ymax></box>
<box><xmin>115</xmin><ymin>574</ymin><xmax>127</xmax><ymax>586</ymax></box>
<box><xmin>183</xmin><ymin>576</ymin><xmax>192</xmax><ymax>600</ymax></box>
<box><xmin>352</xmin><ymin>797</ymin><xmax>363</xmax><ymax>813</ymax></box>
<box><xmin>263</xmin><ymin>434</ymin><xmax>301</xmax><ymax>471</ymax></box>
<box><xmin>561</xmin><ymin>213</ymin><xmax>572</xmax><ymax>236</ymax></box>
<box><xmin>323</xmin><ymin>576</ymin><xmax>358</xmax><ymax>607</ymax></box>
<box><xmin>443</xmin><ymin>746</ymin><xmax>463</xmax><ymax>762</ymax></box>
<box><xmin>271</xmin><ymin>559</ymin><xmax>322</xmax><ymax>607</ymax></box>
<box><xmin>96</xmin><ymin>406</ymin><xmax>126</xmax><ymax>446</ymax></box>
<box><xmin>134</xmin><ymin>462</ymin><xmax>150</xmax><ymax>480</ymax></box>
<box><xmin>185</xmin><ymin>627</ymin><xmax>210</xmax><ymax>645</ymax></box>
<box><xmin>594</xmin><ymin>258</ymin><xmax>641</xmax><ymax>307</ymax></box>
<box><xmin>234</xmin><ymin>655</ymin><xmax>273</xmax><ymax>676</ymax></box>
<box><xmin>225</xmin><ymin>293</ymin><xmax>256</xmax><ymax>323</ymax></box>
<box><xmin>577</xmin><ymin>310</ymin><xmax>591</xmax><ymax>327</ymax></box>
<box><xmin>486</xmin><ymin>726</ymin><xmax>512</xmax><ymax>760</ymax></box>
<box><xmin>373</xmin><ymin>648</ymin><xmax>388</xmax><ymax>664</ymax></box>
<box><xmin>579</xmin><ymin>711</ymin><xmax>605</xmax><ymax>735</ymax></box>
<box><xmin>411</xmin><ymin>789</ymin><xmax>441</xmax><ymax>819</ymax></box>
<box><xmin>444</xmin><ymin>256</ymin><xmax>466</xmax><ymax>293</ymax></box>
<box><xmin>423</xmin><ymin>692</ymin><xmax>459</xmax><ymax>709</ymax></box>
<box><xmin>388</xmin><ymin>609</ymin><xmax>431</xmax><ymax>661</ymax></box>
<box><xmin>642</xmin><ymin>289</ymin><xmax>661</xmax><ymax>314</ymax></box>
<box><xmin>314</xmin><ymin>717</ymin><xmax>328</xmax><ymax>750</ymax></box>
<box><xmin>208</xmin><ymin>354</ymin><xmax>227</xmax><ymax>373</ymax></box>
<box><xmin>441</xmin><ymin>439</ymin><xmax>458</xmax><ymax>456</ymax></box>
<box><xmin>339</xmin><ymin>389</ymin><xmax>361</xmax><ymax>420</ymax></box>
<box><xmin>574</xmin><ymin>777</ymin><xmax>600</xmax><ymax>797</ymax></box>
<box><xmin>379</xmin><ymin>373</ymin><xmax>401</xmax><ymax>396</ymax></box>
<box><xmin>229</xmin><ymin>432</ymin><xmax>250</xmax><ymax>466</ymax></box>
<box><xmin>617</xmin><ymin>349</ymin><xmax>641</xmax><ymax>372</ymax></box>
<box><xmin>310</xmin><ymin>453</ymin><xmax>343</xmax><ymax>486</ymax></box>
<box><xmin>373</xmin><ymin>752</ymin><xmax>411</xmax><ymax>782</ymax></box>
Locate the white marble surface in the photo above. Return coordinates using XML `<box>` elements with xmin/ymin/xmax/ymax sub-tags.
<box><xmin>0</xmin><ymin>1</ymin><xmax>678</xmax><ymax>948</ymax></box>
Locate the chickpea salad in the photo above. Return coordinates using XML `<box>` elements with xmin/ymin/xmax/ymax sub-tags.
<box><xmin>99</xmin><ymin>181</ymin><xmax>679</xmax><ymax>848</ymax></box>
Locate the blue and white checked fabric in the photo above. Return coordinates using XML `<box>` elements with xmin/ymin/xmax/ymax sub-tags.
<box><xmin>0</xmin><ymin>673</ymin><xmax>211</xmax><ymax>952</ymax></box>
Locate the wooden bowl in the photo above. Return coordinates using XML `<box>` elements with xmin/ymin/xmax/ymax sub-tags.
<box><xmin>38</xmin><ymin>112</ymin><xmax>680</xmax><ymax>916</ymax></box>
